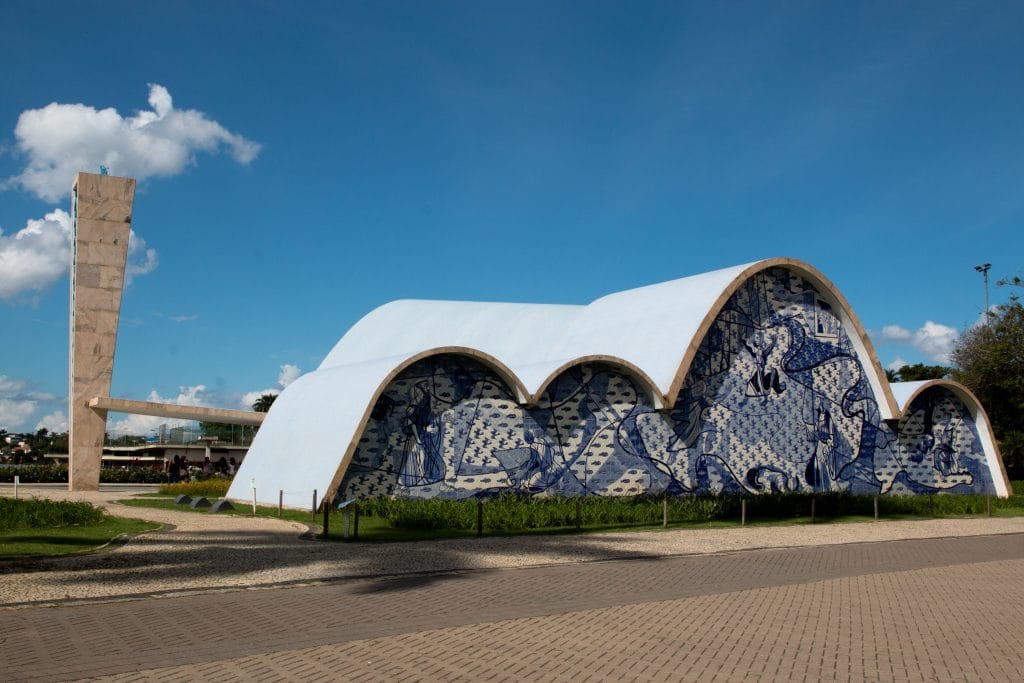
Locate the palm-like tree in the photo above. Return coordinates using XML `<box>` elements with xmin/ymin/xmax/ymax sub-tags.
<box><xmin>253</xmin><ymin>393</ymin><xmax>278</xmax><ymax>413</ymax></box>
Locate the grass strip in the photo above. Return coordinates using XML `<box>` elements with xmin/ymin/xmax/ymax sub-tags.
<box><xmin>0</xmin><ymin>516</ymin><xmax>161</xmax><ymax>558</ymax></box>
<box><xmin>117</xmin><ymin>492</ymin><xmax>1024</xmax><ymax>545</ymax></box>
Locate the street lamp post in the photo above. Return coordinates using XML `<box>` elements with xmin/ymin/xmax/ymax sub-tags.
<box><xmin>975</xmin><ymin>263</ymin><xmax>992</xmax><ymax>326</ymax></box>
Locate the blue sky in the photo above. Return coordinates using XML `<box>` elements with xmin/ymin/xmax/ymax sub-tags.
<box><xmin>1</xmin><ymin>1</ymin><xmax>1022</xmax><ymax>435</ymax></box>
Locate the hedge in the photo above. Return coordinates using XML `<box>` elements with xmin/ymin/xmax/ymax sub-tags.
<box><xmin>0</xmin><ymin>498</ymin><xmax>105</xmax><ymax>530</ymax></box>
<box><xmin>0</xmin><ymin>464</ymin><xmax>166</xmax><ymax>484</ymax></box>
<box><xmin>357</xmin><ymin>488</ymin><xmax>1024</xmax><ymax>532</ymax></box>
<box><xmin>158</xmin><ymin>479</ymin><xmax>232</xmax><ymax>498</ymax></box>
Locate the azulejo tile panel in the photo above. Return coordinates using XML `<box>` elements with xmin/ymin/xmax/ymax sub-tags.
<box><xmin>338</xmin><ymin>267</ymin><xmax>996</xmax><ymax>499</ymax></box>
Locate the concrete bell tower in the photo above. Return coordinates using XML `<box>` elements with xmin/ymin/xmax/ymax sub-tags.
<box><xmin>68</xmin><ymin>172</ymin><xmax>136</xmax><ymax>491</ymax></box>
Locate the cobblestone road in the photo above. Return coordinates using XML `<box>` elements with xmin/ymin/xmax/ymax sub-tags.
<box><xmin>2</xmin><ymin>533</ymin><xmax>1023</xmax><ymax>681</ymax></box>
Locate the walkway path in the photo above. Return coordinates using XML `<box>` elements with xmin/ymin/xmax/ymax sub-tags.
<box><xmin>2</xmin><ymin>485</ymin><xmax>1023</xmax><ymax>681</ymax></box>
<box><xmin>2</xmin><ymin>532</ymin><xmax>1023</xmax><ymax>681</ymax></box>
<box><xmin>3</xmin><ymin>484</ymin><xmax>1024</xmax><ymax>606</ymax></box>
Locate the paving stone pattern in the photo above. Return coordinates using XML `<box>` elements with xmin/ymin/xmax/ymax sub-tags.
<box><xmin>5</xmin><ymin>484</ymin><xmax>1024</xmax><ymax>607</ymax></box>
<box><xmin>2</xmin><ymin>534</ymin><xmax>1023</xmax><ymax>682</ymax></box>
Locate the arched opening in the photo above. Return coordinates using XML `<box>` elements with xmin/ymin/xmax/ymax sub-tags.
<box><xmin>532</xmin><ymin>356</ymin><xmax>663</xmax><ymax>408</ymax></box>
<box><xmin>894</xmin><ymin>380</ymin><xmax>1011</xmax><ymax>496</ymax></box>
<box><xmin>662</xmin><ymin>264</ymin><xmax>896</xmax><ymax>495</ymax></box>
<box><xmin>334</xmin><ymin>350</ymin><xmax>531</xmax><ymax>500</ymax></box>
<box><xmin>664</xmin><ymin>258</ymin><xmax>899</xmax><ymax>421</ymax></box>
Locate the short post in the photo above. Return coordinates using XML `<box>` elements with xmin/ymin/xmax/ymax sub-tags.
<box><xmin>250</xmin><ymin>477</ymin><xmax>257</xmax><ymax>516</ymax></box>
<box><xmin>312</xmin><ymin>489</ymin><xmax>318</xmax><ymax>521</ymax></box>
<box><xmin>322</xmin><ymin>497</ymin><xmax>330</xmax><ymax>537</ymax></box>
<box><xmin>353</xmin><ymin>503</ymin><xmax>360</xmax><ymax>540</ymax></box>
<box><xmin>476</xmin><ymin>498</ymin><xmax>484</xmax><ymax>537</ymax></box>
<box><xmin>741</xmin><ymin>498</ymin><xmax>747</xmax><ymax>526</ymax></box>
<box><xmin>278</xmin><ymin>490</ymin><xmax>283</xmax><ymax>518</ymax></box>
<box><xmin>343</xmin><ymin>506</ymin><xmax>351</xmax><ymax>539</ymax></box>
<box><xmin>873</xmin><ymin>495</ymin><xmax>879</xmax><ymax>521</ymax></box>
<box><xmin>986</xmin><ymin>494</ymin><xmax>992</xmax><ymax>517</ymax></box>
<box><xmin>575</xmin><ymin>499</ymin><xmax>582</xmax><ymax>530</ymax></box>
<box><xmin>662</xmin><ymin>496</ymin><xmax>669</xmax><ymax>528</ymax></box>
<box><xmin>13</xmin><ymin>475</ymin><xmax>19</xmax><ymax>500</ymax></box>
<box><xmin>811</xmin><ymin>496</ymin><xmax>816</xmax><ymax>524</ymax></box>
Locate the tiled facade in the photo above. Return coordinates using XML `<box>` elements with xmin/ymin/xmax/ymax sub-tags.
<box><xmin>339</xmin><ymin>268</ymin><xmax>995</xmax><ymax>499</ymax></box>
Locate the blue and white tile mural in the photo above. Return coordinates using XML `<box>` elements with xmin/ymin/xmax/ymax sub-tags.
<box><xmin>892</xmin><ymin>387</ymin><xmax>993</xmax><ymax>494</ymax></box>
<box><xmin>338</xmin><ymin>267</ymin><xmax>996</xmax><ymax>500</ymax></box>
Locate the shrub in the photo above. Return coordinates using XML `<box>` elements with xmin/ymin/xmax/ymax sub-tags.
<box><xmin>0</xmin><ymin>464</ymin><xmax>68</xmax><ymax>483</ymax></box>
<box><xmin>0</xmin><ymin>498</ymin><xmax>105</xmax><ymax>530</ymax></box>
<box><xmin>100</xmin><ymin>467</ymin><xmax>166</xmax><ymax>484</ymax></box>
<box><xmin>356</xmin><ymin>487</ymin><xmax>1024</xmax><ymax>533</ymax></box>
<box><xmin>0</xmin><ymin>464</ymin><xmax>166</xmax><ymax>484</ymax></box>
<box><xmin>158</xmin><ymin>478</ymin><xmax>232</xmax><ymax>498</ymax></box>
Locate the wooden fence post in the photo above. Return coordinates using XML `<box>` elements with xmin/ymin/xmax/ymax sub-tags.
<box><xmin>477</xmin><ymin>498</ymin><xmax>484</xmax><ymax>537</ymax></box>
<box><xmin>322</xmin><ymin>497</ymin><xmax>330</xmax><ymax>537</ymax></box>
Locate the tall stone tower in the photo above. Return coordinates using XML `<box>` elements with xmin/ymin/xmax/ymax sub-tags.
<box><xmin>68</xmin><ymin>172</ymin><xmax>136</xmax><ymax>491</ymax></box>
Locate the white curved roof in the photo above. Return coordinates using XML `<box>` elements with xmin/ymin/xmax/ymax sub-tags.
<box><xmin>890</xmin><ymin>379</ymin><xmax>1010</xmax><ymax>497</ymax></box>
<box><xmin>890</xmin><ymin>380</ymin><xmax>933</xmax><ymax>409</ymax></box>
<box><xmin>319</xmin><ymin>260</ymin><xmax>789</xmax><ymax>400</ymax></box>
<box><xmin>230</xmin><ymin>257</ymin><xmax>901</xmax><ymax>507</ymax></box>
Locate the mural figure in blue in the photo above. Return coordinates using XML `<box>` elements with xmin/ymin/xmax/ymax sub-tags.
<box><xmin>891</xmin><ymin>386</ymin><xmax>994</xmax><ymax>494</ymax></box>
<box><xmin>338</xmin><ymin>267</ymin><xmax>998</xmax><ymax>500</ymax></box>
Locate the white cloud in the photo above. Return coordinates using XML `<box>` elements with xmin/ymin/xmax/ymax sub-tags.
<box><xmin>880</xmin><ymin>325</ymin><xmax>912</xmax><ymax>342</ymax></box>
<box><xmin>0</xmin><ymin>399</ymin><xmax>36</xmax><ymax>430</ymax></box>
<box><xmin>0</xmin><ymin>375</ymin><xmax>27</xmax><ymax>394</ymax></box>
<box><xmin>126</xmin><ymin>231</ymin><xmax>159</xmax><ymax>283</ymax></box>
<box><xmin>5</xmin><ymin>84</ymin><xmax>261</xmax><ymax>202</ymax></box>
<box><xmin>240</xmin><ymin>364</ymin><xmax>303</xmax><ymax>409</ymax></box>
<box><xmin>913</xmin><ymin>321</ymin><xmax>958</xmax><ymax>362</ymax></box>
<box><xmin>170</xmin><ymin>314</ymin><xmax>198</xmax><ymax>323</ymax></box>
<box><xmin>876</xmin><ymin>320</ymin><xmax>960</xmax><ymax>363</ymax></box>
<box><xmin>0</xmin><ymin>374</ymin><xmax>49</xmax><ymax>431</ymax></box>
<box><xmin>35</xmin><ymin>411</ymin><xmax>68</xmax><ymax>433</ymax></box>
<box><xmin>0</xmin><ymin>209</ymin><xmax>71</xmax><ymax>299</ymax></box>
<box><xmin>278</xmin><ymin>364</ymin><xmax>301</xmax><ymax>387</ymax></box>
<box><xmin>107</xmin><ymin>384</ymin><xmax>211</xmax><ymax>436</ymax></box>
<box><xmin>0</xmin><ymin>209</ymin><xmax>158</xmax><ymax>300</ymax></box>
<box><xmin>886</xmin><ymin>356</ymin><xmax>908</xmax><ymax>372</ymax></box>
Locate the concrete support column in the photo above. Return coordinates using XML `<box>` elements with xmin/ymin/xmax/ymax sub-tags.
<box><xmin>69</xmin><ymin>173</ymin><xmax>135</xmax><ymax>491</ymax></box>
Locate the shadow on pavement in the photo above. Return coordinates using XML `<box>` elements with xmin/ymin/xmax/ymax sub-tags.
<box><xmin>1</xmin><ymin>513</ymin><xmax>670</xmax><ymax>599</ymax></box>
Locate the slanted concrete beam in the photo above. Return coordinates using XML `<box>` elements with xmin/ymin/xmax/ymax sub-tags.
<box><xmin>89</xmin><ymin>397</ymin><xmax>266</xmax><ymax>426</ymax></box>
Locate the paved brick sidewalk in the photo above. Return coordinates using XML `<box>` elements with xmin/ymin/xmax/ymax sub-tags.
<box><xmin>2</xmin><ymin>534</ymin><xmax>1022</xmax><ymax>681</ymax></box>
<box><xmin>5</xmin><ymin>484</ymin><xmax>1024</xmax><ymax>607</ymax></box>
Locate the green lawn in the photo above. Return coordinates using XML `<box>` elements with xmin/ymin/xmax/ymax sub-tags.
<box><xmin>0</xmin><ymin>516</ymin><xmax>161</xmax><ymax>558</ymax></box>
<box><xmin>119</xmin><ymin>496</ymin><xmax>322</xmax><ymax>525</ymax></box>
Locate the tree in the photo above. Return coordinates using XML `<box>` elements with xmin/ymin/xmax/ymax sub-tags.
<box><xmin>888</xmin><ymin>363</ymin><xmax>951</xmax><ymax>382</ymax></box>
<box><xmin>252</xmin><ymin>393</ymin><xmax>278</xmax><ymax>413</ymax></box>
<box><xmin>48</xmin><ymin>431</ymin><xmax>69</xmax><ymax>453</ymax></box>
<box><xmin>950</xmin><ymin>291</ymin><xmax>1024</xmax><ymax>479</ymax></box>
